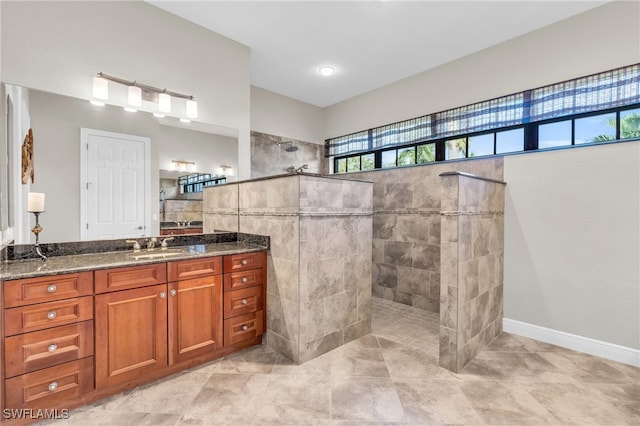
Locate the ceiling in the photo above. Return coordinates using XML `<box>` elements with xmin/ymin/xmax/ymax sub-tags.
<box><xmin>149</xmin><ymin>1</ymin><xmax>609</xmax><ymax>108</ymax></box>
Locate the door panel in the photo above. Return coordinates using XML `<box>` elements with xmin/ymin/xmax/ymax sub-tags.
<box><xmin>82</xmin><ymin>128</ymin><xmax>149</xmax><ymax>240</ymax></box>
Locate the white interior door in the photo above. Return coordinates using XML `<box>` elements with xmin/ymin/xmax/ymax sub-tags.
<box><xmin>81</xmin><ymin>128</ymin><xmax>150</xmax><ymax>240</ymax></box>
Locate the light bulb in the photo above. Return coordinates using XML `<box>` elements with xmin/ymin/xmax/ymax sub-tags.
<box><xmin>128</xmin><ymin>86</ymin><xmax>142</xmax><ymax>107</ymax></box>
<box><xmin>180</xmin><ymin>118</ymin><xmax>191</xmax><ymax>123</ymax></box>
<box><xmin>186</xmin><ymin>99</ymin><xmax>198</xmax><ymax>118</ymax></box>
<box><xmin>93</xmin><ymin>76</ymin><xmax>108</xmax><ymax>100</ymax></box>
<box><xmin>159</xmin><ymin>93</ymin><xmax>171</xmax><ymax>113</ymax></box>
<box><xmin>318</xmin><ymin>65</ymin><xmax>336</xmax><ymax>76</ymax></box>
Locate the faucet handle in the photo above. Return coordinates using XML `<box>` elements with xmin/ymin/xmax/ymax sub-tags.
<box><xmin>126</xmin><ymin>239</ymin><xmax>141</xmax><ymax>251</ymax></box>
<box><xmin>160</xmin><ymin>237</ymin><xmax>174</xmax><ymax>249</ymax></box>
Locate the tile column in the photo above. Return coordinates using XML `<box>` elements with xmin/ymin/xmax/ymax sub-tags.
<box><xmin>439</xmin><ymin>171</ymin><xmax>506</xmax><ymax>372</ymax></box>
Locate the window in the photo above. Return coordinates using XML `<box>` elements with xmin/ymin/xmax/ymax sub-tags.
<box><xmin>445</xmin><ymin>138</ymin><xmax>466</xmax><ymax>160</ymax></box>
<box><xmin>397</xmin><ymin>147</ymin><xmax>416</xmax><ymax>166</ymax></box>
<box><xmin>381</xmin><ymin>150</ymin><xmax>396</xmax><ymax>168</ymax></box>
<box><xmin>361</xmin><ymin>153</ymin><xmax>375</xmax><ymax>170</ymax></box>
<box><xmin>417</xmin><ymin>143</ymin><xmax>436</xmax><ymax>163</ymax></box>
<box><xmin>496</xmin><ymin>128</ymin><xmax>524</xmax><ymax>154</ymax></box>
<box><xmin>575</xmin><ymin>112</ymin><xmax>616</xmax><ymax>144</ymax></box>
<box><xmin>538</xmin><ymin>120</ymin><xmax>571</xmax><ymax>149</ymax></box>
<box><xmin>620</xmin><ymin>108</ymin><xmax>640</xmax><ymax>139</ymax></box>
<box><xmin>329</xmin><ymin>64</ymin><xmax>640</xmax><ymax>174</ymax></box>
<box><xmin>468</xmin><ymin>133</ymin><xmax>494</xmax><ymax>157</ymax></box>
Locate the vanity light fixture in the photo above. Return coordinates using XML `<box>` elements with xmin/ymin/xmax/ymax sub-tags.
<box><xmin>318</xmin><ymin>65</ymin><xmax>336</xmax><ymax>76</ymax></box>
<box><xmin>171</xmin><ymin>160</ymin><xmax>196</xmax><ymax>172</ymax></box>
<box><xmin>91</xmin><ymin>72</ymin><xmax>198</xmax><ymax>119</ymax></box>
<box><xmin>218</xmin><ymin>165</ymin><xmax>233</xmax><ymax>176</ymax></box>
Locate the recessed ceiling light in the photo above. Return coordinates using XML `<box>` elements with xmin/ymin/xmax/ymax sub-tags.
<box><xmin>90</xmin><ymin>100</ymin><xmax>105</xmax><ymax>107</ymax></box>
<box><xmin>318</xmin><ymin>65</ymin><xmax>336</xmax><ymax>77</ymax></box>
<box><xmin>123</xmin><ymin>106</ymin><xmax>137</xmax><ymax>112</ymax></box>
<box><xmin>153</xmin><ymin>112</ymin><xmax>166</xmax><ymax>118</ymax></box>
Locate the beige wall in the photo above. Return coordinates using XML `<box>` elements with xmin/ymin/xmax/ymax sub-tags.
<box><xmin>503</xmin><ymin>142</ymin><xmax>640</xmax><ymax>349</ymax></box>
<box><xmin>0</xmin><ymin>1</ymin><xmax>251</xmax><ymax>178</ymax></box>
<box><xmin>323</xmin><ymin>1</ymin><xmax>640</xmax><ymax>139</ymax></box>
<box><xmin>251</xmin><ymin>86</ymin><xmax>325</xmax><ymax>145</ymax></box>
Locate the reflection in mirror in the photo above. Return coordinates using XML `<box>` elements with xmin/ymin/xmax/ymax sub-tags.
<box><xmin>3</xmin><ymin>84</ymin><xmax>239</xmax><ymax>244</ymax></box>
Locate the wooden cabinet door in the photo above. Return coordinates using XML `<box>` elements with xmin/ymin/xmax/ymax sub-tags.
<box><xmin>95</xmin><ymin>284</ymin><xmax>167</xmax><ymax>389</ymax></box>
<box><xmin>168</xmin><ymin>276</ymin><xmax>222</xmax><ymax>365</ymax></box>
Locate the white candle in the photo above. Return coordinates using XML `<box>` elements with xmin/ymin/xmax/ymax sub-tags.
<box><xmin>27</xmin><ymin>192</ymin><xmax>45</xmax><ymax>212</ymax></box>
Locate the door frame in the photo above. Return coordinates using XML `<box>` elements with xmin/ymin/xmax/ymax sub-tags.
<box><xmin>80</xmin><ymin>128</ymin><xmax>151</xmax><ymax>241</ymax></box>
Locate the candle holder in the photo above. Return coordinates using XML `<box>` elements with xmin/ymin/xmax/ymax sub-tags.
<box><xmin>29</xmin><ymin>211</ymin><xmax>47</xmax><ymax>261</ymax></box>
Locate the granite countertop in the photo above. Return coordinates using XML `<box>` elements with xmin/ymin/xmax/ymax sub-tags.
<box><xmin>1</xmin><ymin>242</ymin><xmax>267</xmax><ymax>280</ymax></box>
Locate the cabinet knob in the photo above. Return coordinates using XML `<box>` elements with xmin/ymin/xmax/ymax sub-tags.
<box><xmin>48</xmin><ymin>382</ymin><xmax>58</xmax><ymax>392</ymax></box>
<box><xmin>159</xmin><ymin>292</ymin><xmax>167</xmax><ymax>299</ymax></box>
<box><xmin>241</xmin><ymin>259</ymin><xmax>248</xmax><ymax>265</ymax></box>
<box><xmin>241</xmin><ymin>298</ymin><xmax>248</xmax><ymax>305</ymax></box>
<box><xmin>169</xmin><ymin>289</ymin><xmax>177</xmax><ymax>297</ymax></box>
<box><xmin>241</xmin><ymin>324</ymin><xmax>248</xmax><ymax>331</ymax></box>
<box><xmin>48</xmin><ymin>343</ymin><xmax>58</xmax><ymax>353</ymax></box>
<box><xmin>47</xmin><ymin>311</ymin><xmax>57</xmax><ymax>320</ymax></box>
<box><xmin>47</xmin><ymin>284</ymin><xmax>57</xmax><ymax>293</ymax></box>
<box><xmin>241</xmin><ymin>277</ymin><xmax>248</xmax><ymax>283</ymax></box>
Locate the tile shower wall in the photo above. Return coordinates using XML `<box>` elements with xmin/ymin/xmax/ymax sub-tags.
<box><xmin>251</xmin><ymin>131</ymin><xmax>324</xmax><ymax>178</ymax></box>
<box><xmin>439</xmin><ymin>173</ymin><xmax>506</xmax><ymax>372</ymax></box>
<box><xmin>346</xmin><ymin>158</ymin><xmax>503</xmax><ymax>313</ymax></box>
<box><xmin>203</xmin><ymin>184</ymin><xmax>239</xmax><ymax>232</ymax></box>
<box><xmin>204</xmin><ymin>174</ymin><xmax>373</xmax><ymax>364</ymax></box>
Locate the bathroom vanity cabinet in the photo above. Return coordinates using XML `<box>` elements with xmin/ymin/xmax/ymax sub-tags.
<box><xmin>1</xmin><ymin>249</ymin><xmax>266</xmax><ymax>424</ymax></box>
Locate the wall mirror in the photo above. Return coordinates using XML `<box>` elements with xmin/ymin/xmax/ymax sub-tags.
<box><xmin>1</xmin><ymin>83</ymin><xmax>240</xmax><ymax>244</ymax></box>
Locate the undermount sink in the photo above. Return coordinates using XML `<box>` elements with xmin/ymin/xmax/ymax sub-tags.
<box><xmin>127</xmin><ymin>249</ymin><xmax>184</xmax><ymax>260</ymax></box>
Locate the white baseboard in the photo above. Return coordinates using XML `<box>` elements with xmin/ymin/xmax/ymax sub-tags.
<box><xmin>503</xmin><ymin>318</ymin><xmax>640</xmax><ymax>367</ymax></box>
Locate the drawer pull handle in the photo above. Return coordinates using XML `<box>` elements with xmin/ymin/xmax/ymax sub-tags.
<box><xmin>241</xmin><ymin>259</ymin><xmax>248</xmax><ymax>265</ymax></box>
<box><xmin>241</xmin><ymin>277</ymin><xmax>248</xmax><ymax>283</ymax></box>
<box><xmin>48</xmin><ymin>343</ymin><xmax>58</xmax><ymax>353</ymax></box>
<box><xmin>241</xmin><ymin>298</ymin><xmax>248</xmax><ymax>305</ymax></box>
<box><xmin>169</xmin><ymin>289</ymin><xmax>177</xmax><ymax>297</ymax></box>
<box><xmin>241</xmin><ymin>324</ymin><xmax>248</xmax><ymax>331</ymax></box>
<box><xmin>47</xmin><ymin>311</ymin><xmax>57</xmax><ymax>320</ymax></box>
<box><xmin>48</xmin><ymin>382</ymin><xmax>58</xmax><ymax>392</ymax></box>
<box><xmin>47</xmin><ymin>284</ymin><xmax>57</xmax><ymax>293</ymax></box>
<box><xmin>159</xmin><ymin>292</ymin><xmax>167</xmax><ymax>299</ymax></box>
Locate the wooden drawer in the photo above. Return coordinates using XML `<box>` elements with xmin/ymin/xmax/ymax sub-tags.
<box><xmin>223</xmin><ymin>268</ymin><xmax>264</xmax><ymax>292</ymax></box>
<box><xmin>223</xmin><ymin>310</ymin><xmax>264</xmax><ymax>347</ymax></box>
<box><xmin>223</xmin><ymin>251</ymin><xmax>266</xmax><ymax>272</ymax></box>
<box><xmin>223</xmin><ymin>286</ymin><xmax>263</xmax><ymax>319</ymax></box>
<box><xmin>5</xmin><ymin>321</ymin><xmax>94</xmax><ymax>378</ymax></box>
<box><xmin>168</xmin><ymin>256</ymin><xmax>222</xmax><ymax>281</ymax></box>
<box><xmin>4</xmin><ymin>296</ymin><xmax>94</xmax><ymax>336</ymax></box>
<box><xmin>95</xmin><ymin>263</ymin><xmax>166</xmax><ymax>293</ymax></box>
<box><xmin>4</xmin><ymin>272</ymin><xmax>93</xmax><ymax>308</ymax></box>
<box><xmin>5</xmin><ymin>357</ymin><xmax>94</xmax><ymax>410</ymax></box>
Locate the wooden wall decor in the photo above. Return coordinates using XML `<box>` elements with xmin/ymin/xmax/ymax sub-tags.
<box><xmin>21</xmin><ymin>128</ymin><xmax>34</xmax><ymax>184</ymax></box>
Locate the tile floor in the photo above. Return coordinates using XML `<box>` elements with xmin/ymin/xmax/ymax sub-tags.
<box><xmin>38</xmin><ymin>297</ymin><xmax>638</xmax><ymax>425</ymax></box>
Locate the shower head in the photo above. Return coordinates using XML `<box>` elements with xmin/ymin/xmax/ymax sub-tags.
<box><xmin>276</xmin><ymin>140</ymin><xmax>298</xmax><ymax>152</ymax></box>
